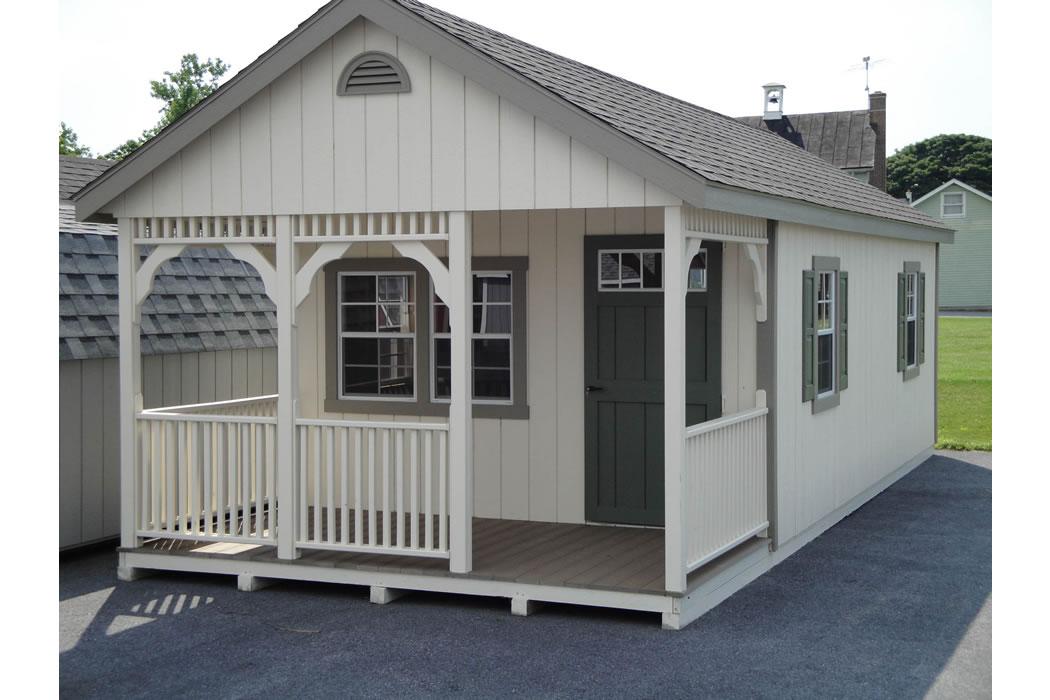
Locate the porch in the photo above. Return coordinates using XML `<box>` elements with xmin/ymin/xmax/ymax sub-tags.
<box><xmin>116</xmin><ymin>205</ymin><xmax>773</xmax><ymax>627</ymax></box>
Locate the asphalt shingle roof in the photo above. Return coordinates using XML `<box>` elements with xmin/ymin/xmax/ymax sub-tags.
<box><xmin>736</xmin><ymin>111</ymin><xmax>877</xmax><ymax>171</ymax></box>
<box><xmin>58</xmin><ymin>156</ymin><xmax>276</xmax><ymax>361</ymax></box>
<box><xmin>395</xmin><ymin>0</ymin><xmax>941</xmax><ymax>229</ymax></box>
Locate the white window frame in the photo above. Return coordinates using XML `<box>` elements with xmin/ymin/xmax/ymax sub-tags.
<box><xmin>596</xmin><ymin>248</ymin><xmax>708</xmax><ymax>292</ymax></box>
<box><xmin>905</xmin><ymin>271</ymin><xmax>918</xmax><ymax>370</ymax></box>
<box><xmin>941</xmin><ymin>191</ymin><xmax>966</xmax><ymax>218</ymax></box>
<box><xmin>337</xmin><ymin>271</ymin><xmax>417</xmax><ymax>402</ymax></box>
<box><xmin>431</xmin><ymin>271</ymin><xmax>514</xmax><ymax>406</ymax></box>
<box><xmin>816</xmin><ymin>270</ymin><xmax>836</xmax><ymax>399</ymax></box>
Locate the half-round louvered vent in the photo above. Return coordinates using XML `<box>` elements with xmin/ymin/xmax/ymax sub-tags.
<box><xmin>337</xmin><ymin>51</ymin><xmax>411</xmax><ymax>96</ymax></box>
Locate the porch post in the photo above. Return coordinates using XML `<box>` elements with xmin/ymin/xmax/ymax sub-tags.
<box><xmin>664</xmin><ymin>205</ymin><xmax>688</xmax><ymax>593</ymax></box>
<box><xmin>275</xmin><ymin>215</ymin><xmax>300</xmax><ymax>560</ymax></box>
<box><xmin>448</xmin><ymin>211</ymin><xmax>474</xmax><ymax>573</ymax></box>
<box><xmin>117</xmin><ymin>218</ymin><xmax>141</xmax><ymax>551</ymax></box>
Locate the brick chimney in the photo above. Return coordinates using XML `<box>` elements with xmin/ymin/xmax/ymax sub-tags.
<box><xmin>868</xmin><ymin>91</ymin><xmax>887</xmax><ymax>191</ymax></box>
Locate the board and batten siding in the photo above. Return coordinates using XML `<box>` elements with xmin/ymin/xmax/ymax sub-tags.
<box><xmin>773</xmin><ymin>222</ymin><xmax>936</xmax><ymax>545</ymax></box>
<box><xmin>102</xmin><ymin>18</ymin><xmax>680</xmax><ymax>219</ymax></box>
<box><xmin>913</xmin><ymin>184</ymin><xmax>991</xmax><ymax>310</ymax></box>
<box><xmin>59</xmin><ymin>347</ymin><xmax>277</xmax><ymax>549</ymax></box>
<box><xmin>296</xmin><ymin>207</ymin><xmax>758</xmax><ymax>524</ymax></box>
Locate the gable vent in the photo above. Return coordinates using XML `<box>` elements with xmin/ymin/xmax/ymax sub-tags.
<box><xmin>337</xmin><ymin>51</ymin><xmax>411</xmax><ymax>96</ymax></box>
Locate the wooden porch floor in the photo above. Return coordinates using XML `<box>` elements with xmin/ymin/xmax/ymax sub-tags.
<box><xmin>135</xmin><ymin>514</ymin><xmax>667</xmax><ymax>594</ymax></box>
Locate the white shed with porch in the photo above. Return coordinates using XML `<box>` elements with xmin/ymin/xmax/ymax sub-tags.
<box><xmin>71</xmin><ymin>0</ymin><xmax>952</xmax><ymax>629</ymax></box>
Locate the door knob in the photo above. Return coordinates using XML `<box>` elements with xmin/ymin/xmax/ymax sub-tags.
<box><xmin>585</xmin><ymin>385</ymin><xmax>604</xmax><ymax>393</ymax></box>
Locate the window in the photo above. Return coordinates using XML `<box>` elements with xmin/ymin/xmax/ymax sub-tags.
<box><xmin>803</xmin><ymin>257</ymin><xmax>848</xmax><ymax>412</ymax></box>
<box><xmin>941</xmin><ymin>192</ymin><xmax>965</xmax><ymax>217</ymax></box>
<box><xmin>433</xmin><ymin>272</ymin><xmax>513</xmax><ymax>403</ymax></box>
<box><xmin>338</xmin><ymin>272</ymin><xmax>416</xmax><ymax>399</ymax></box>
<box><xmin>325</xmin><ymin>257</ymin><xmax>528</xmax><ymax>419</ymax></box>
<box><xmin>898</xmin><ymin>262</ymin><xmax>925</xmax><ymax>380</ymax></box>
<box><xmin>816</xmin><ymin>270</ymin><xmax>836</xmax><ymax>397</ymax></box>
<box><xmin>597</xmin><ymin>248</ymin><xmax>707</xmax><ymax>291</ymax></box>
<box><xmin>905</xmin><ymin>272</ymin><xmax>918</xmax><ymax>368</ymax></box>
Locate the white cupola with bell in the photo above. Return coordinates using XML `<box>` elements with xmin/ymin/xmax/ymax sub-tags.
<box><xmin>762</xmin><ymin>83</ymin><xmax>785</xmax><ymax>121</ymax></box>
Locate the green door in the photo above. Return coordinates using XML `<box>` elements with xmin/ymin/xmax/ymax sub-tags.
<box><xmin>583</xmin><ymin>235</ymin><xmax>722</xmax><ymax>526</ymax></box>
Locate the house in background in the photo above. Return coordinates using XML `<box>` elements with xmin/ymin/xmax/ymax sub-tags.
<box><xmin>70</xmin><ymin>0</ymin><xmax>951</xmax><ymax>629</ymax></box>
<box><xmin>738</xmin><ymin>85</ymin><xmax>887</xmax><ymax>190</ymax></box>
<box><xmin>911</xmin><ymin>179</ymin><xmax>991</xmax><ymax>311</ymax></box>
<box><xmin>60</xmin><ymin>155</ymin><xmax>277</xmax><ymax>549</ymax></box>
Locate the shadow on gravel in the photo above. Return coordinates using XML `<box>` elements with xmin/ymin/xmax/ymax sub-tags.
<box><xmin>60</xmin><ymin>453</ymin><xmax>990</xmax><ymax>698</ymax></box>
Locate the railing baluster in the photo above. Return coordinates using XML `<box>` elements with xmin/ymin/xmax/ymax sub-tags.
<box><xmin>367</xmin><ymin>429</ymin><xmax>376</xmax><ymax>545</ymax></box>
<box><xmin>410</xmin><ymin>430</ymin><xmax>419</xmax><ymax>549</ymax></box>
<box><xmin>354</xmin><ymin>428</ymin><xmax>363</xmax><ymax>546</ymax></box>
<box><xmin>299</xmin><ymin>426</ymin><xmax>307</xmax><ymax>542</ymax></box>
<box><xmin>382</xmin><ymin>429</ymin><xmax>391</xmax><ymax>547</ymax></box>
<box><xmin>424</xmin><ymin>431</ymin><xmax>433</xmax><ymax>550</ymax></box>
<box><xmin>326</xmin><ymin>426</ymin><xmax>335</xmax><ymax>544</ymax></box>
<box><xmin>439</xmin><ymin>430</ymin><xmax>448</xmax><ymax>552</ymax></box>
<box><xmin>313</xmin><ymin>426</ymin><xmax>321</xmax><ymax>543</ymax></box>
<box><xmin>255</xmin><ymin>422</ymin><xmax>264</xmax><ymax>538</ymax></box>
<box><xmin>396</xmin><ymin>429</ymin><xmax>405</xmax><ymax>549</ymax></box>
<box><xmin>340</xmin><ymin>427</ymin><xmax>349</xmax><ymax>546</ymax></box>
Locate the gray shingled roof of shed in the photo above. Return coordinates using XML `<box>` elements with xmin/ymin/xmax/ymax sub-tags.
<box><xmin>59</xmin><ymin>156</ymin><xmax>114</xmax><ymax>201</ymax></box>
<box><xmin>736</xmin><ymin>111</ymin><xmax>876</xmax><ymax>171</ymax></box>
<box><xmin>394</xmin><ymin>0</ymin><xmax>940</xmax><ymax>229</ymax></box>
<box><xmin>59</xmin><ymin>156</ymin><xmax>276</xmax><ymax>361</ymax></box>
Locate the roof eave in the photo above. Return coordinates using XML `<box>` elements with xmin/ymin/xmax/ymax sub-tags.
<box><xmin>911</xmin><ymin>178</ymin><xmax>992</xmax><ymax>207</ymax></box>
<box><xmin>704</xmin><ymin>183</ymin><xmax>955</xmax><ymax>244</ymax></box>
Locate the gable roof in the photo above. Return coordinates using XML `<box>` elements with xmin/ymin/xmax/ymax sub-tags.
<box><xmin>911</xmin><ymin>178</ymin><xmax>992</xmax><ymax>207</ymax></box>
<box><xmin>72</xmin><ymin>0</ymin><xmax>948</xmax><ymax>240</ymax></box>
<box><xmin>58</xmin><ymin>156</ymin><xmax>276</xmax><ymax>361</ymax></box>
<box><xmin>735</xmin><ymin>111</ymin><xmax>876</xmax><ymax>171</ymax></box>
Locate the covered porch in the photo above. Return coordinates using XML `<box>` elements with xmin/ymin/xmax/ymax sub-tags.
<box><xmin>117</xmin><ymin>204</ymin><xmax>772</xmax><ymax>626</ymax></box>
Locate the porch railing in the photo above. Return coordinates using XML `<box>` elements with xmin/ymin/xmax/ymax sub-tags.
<box><xmin>148</xmin><ymin>394</ymin><xmax>278</xmax><ymax>417</ymax></box>
<box><xmin>136</xmin><ymin>403</ymin><xmax>277</xmax><ymax>544</ymax></box>
<box><xmin>683</xmin><ymin>406</ymin><xmax>769</xmax><ymax>573</ymax></box>
<box><xmin>295</xmin><ymin>419</ymin><xmax>450</xmax><ymax>558</ymax></box>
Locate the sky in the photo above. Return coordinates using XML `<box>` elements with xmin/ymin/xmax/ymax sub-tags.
<box><xmin>59</xmin><ymin>0</ymin><xmax>992</xmax><ymax>157</ymax></box>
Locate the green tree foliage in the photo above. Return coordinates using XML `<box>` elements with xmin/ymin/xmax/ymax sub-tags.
<box><xmin>59</xmin><ymin>122</ymin><xmax>92</xmax><ymax>157</ymax></box>
<box><xmin>887</xmin><ymin>134</ymin><xmax>992</xmax><ymax>200</ymax></box>
<box><xmin>102</xmin><ymin>54</ymin><xmax>229</xmax><ymax>161</ymax></box>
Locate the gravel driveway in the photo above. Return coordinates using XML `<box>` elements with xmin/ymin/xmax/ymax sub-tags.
<box><xmin>60</xmin><ymin>451</ymin><xmax>991</xmax><ymax>698</ymax></box>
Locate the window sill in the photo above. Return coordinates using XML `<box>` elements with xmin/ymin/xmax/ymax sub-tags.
<box><xmin>811</xmin><ymin>391</ymin><xmax>840</xmax><ymax>415</ymax></box>
<box><xmin>903</xmin><ymin>365</ymin><xmax>921</xmax><ymax>382</ymax></box>
<box><xmin>324</xmin><ymin>397</ymin><xmax>530</xmax><ymax>420</ymax></box>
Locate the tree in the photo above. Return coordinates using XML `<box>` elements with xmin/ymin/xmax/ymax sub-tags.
<box><xmin>59</xmin><ymin>122</ymin><xmax>92</xmax><ymax>157</ymax></box>
<box><xmin>887</xmin><ymin>134</ymin><xmax>992</xmax><ymax>200</ymax></box>
<box><xmin>102</xmin><ymin>53</ymin><xmax>229</xmax><ymax>161</ymax></box>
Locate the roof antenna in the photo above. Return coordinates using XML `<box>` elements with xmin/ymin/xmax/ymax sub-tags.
<box><xmin>848</xmin><ymin>56</ymin><xmax>886</xmax><ymax>94</ymax></box>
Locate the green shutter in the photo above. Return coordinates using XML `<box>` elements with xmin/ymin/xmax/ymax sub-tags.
<box><xmin>838</xmin><ymin>271</ymin><xmax>848</xmax><ymax>391</ymax></box>
<box><xmin>896</xmin><ymin>273</ymin><xmax>907</xmax><ymax>372</ymax></box>
<box><xmin>802</xmin><ymin>270</ymin><xmax>816</xmax><ymax>401</ymax></box>
<box><xmin>918</xmin><ymin>272</ymin><xmax>927</xmax><ymax>364</ymax></box>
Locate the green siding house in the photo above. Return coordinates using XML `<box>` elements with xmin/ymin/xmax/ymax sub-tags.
<box><xmin>912</xmin><ymin>179</ymin><xmax>992</xmax><ymax>310</ymax></box>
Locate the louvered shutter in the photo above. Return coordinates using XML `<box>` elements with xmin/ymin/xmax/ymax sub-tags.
<box><xmin>896</xmin><ymin>273</ymin><xmax>907</xmax><ymax>372</ymax></box>
<box><xmin>918</xmin><ymin>272</ymin><xmax>927</xmax><ymax>364</ymax></box>
<box><xmin>802</xmin><ymin>270</ymin><xmax>816</xmax><ymax>401</ymax></box>
<box><xmin>838</xmin><ymin>271</ymin><xmax>848</xmax><ymax>391</ymax></box>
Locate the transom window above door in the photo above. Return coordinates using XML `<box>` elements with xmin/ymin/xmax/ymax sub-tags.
<box><xmin>597</xmin><ymin>249</ymin><xmax>707</xmax><ymax>291</ymax></box>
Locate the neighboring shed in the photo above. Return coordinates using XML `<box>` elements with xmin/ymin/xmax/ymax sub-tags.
<box><xmin>59</xmin><ymin>156</ymin><xmax>278</xmax><ymax>550</ymax></box>
<box><xmin>911</xmin><ymin>179</ymin><xmax>992</xmax><ymax>311</ymax></box>
<box><xmin>738</xmin><ymin>90</ymin><xmax>887</xmax><ymax>190</ymax></box>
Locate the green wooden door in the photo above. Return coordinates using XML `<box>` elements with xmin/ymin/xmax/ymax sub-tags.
<box><xmin>583</xmin><ymin>235</ymin><xmax>722</xmax><ymax>526</ymax></box>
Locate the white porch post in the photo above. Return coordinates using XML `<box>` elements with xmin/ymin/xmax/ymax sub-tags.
<box><xmin>117</xmin><ymin>218</ymin><xmax>141</xmax><ymax>551</ymax></box>
<box><xmin>664</xmin><ymin>205</ymin><xmax>688</xmax><ymax>593</ymax></box>
<box><xmin>448</xmin><ymin>211</ymin><xmax>474</xmax><ymax>573</ymax></box>
<box><xmin>275</xmin><ymin>215</ymin><xmax>300</xmax><ymax>560</ymax></box>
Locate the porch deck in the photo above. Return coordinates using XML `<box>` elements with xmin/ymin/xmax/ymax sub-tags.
<box><xmin>131</xmin><ymin>514</ymin><xmax>666</xmax><ymax>594</ymax></box>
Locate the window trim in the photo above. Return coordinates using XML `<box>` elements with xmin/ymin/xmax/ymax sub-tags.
<box><xmin>815</xmin><ymin>269</ymin><xmax>836</xmax><ymax>400</ymax></box>
<box><xmin>940</xmin><ymin>191</ymin><xmax>966</xmax><ymax>218</ymax></box>
<box><xmin>811</xmin><ymin>255</ymin><xmax>842</xmax><ymax>414</ymax></box>
<box><xmin>324</xmin><ymin>256</ymin><xmax>529</xmax><ymax>419</ymax></box>
<box><xmin>336</xmin><ymin>270</ymin><xmax>418</xmax><ymax>402</ymax></box>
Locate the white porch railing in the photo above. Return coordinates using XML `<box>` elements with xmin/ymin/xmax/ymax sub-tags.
<box><xmin>295</xmin><ymin>419</ymin><xmax>450</xmax><ymax>558</ymax></box>
<box><xmin>152</xmin><ymin>395</ymin><xmax>278</xmax><ymax>417</ymax></box>
<box><xmin>136</xmin><ymin>404</ymin><xmax>277</xmax><ymax>544</ymax></box>
<box><xmin>683</xmin><ymin>406</ymin><xmax>769</xmax><ymax>573</ymax></box>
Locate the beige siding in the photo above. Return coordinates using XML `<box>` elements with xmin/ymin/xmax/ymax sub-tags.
<box><xmin>774</xmin><ymin>222</ymin><xmax>936</xmax><ymax>545</ymax></box>
<box><xmin>115</xmin><ymin>18</ymin><xmax>680</xmax><ymax>219</ymax></box>
<box><xmin>296</xmin><ymin>207</ymin><xmax>759</xmax><ymax>524</ymax></box>
<box><xmin>58</xmin><ymin>347</ymin><xmax>277</xmax><ymax>549</ymax></box>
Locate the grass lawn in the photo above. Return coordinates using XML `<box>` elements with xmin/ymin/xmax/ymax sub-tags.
<box><xmin>937</xmin><ymin>316</ymin><xmax>992</xmax><ymax>451</ymax></box>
